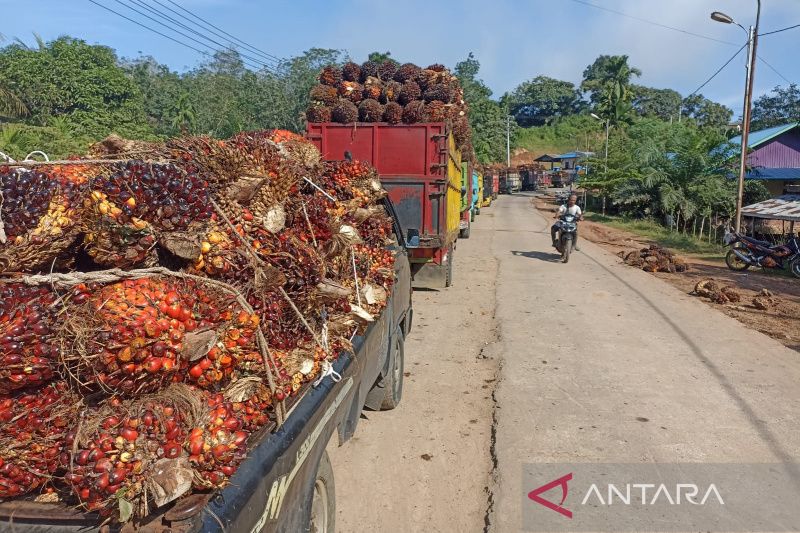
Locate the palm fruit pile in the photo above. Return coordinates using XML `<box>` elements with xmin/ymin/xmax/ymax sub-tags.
<box><xmin>0</xmin><ymin>130</ymin><xmax>396</xmax><ymax>523</ymax></box>
<box><xmin>617</xmin><ymin>245</ymin><xmax>688</xmax><ymax>273</ymax></box>
<box><xmin>306</xmin><ymin>59</ymin><xmax>473</xmax><ymax>155</ymax></box>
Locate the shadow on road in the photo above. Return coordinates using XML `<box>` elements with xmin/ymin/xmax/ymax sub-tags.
<box><xmin>511</xmin><ymin>250</ymin><xmax>562</xmax><ymax>262</ymax></box>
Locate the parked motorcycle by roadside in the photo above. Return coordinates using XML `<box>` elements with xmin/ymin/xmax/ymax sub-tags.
<box><xmin>554</xmin><ymin>214</ymin><xmax>579</xmax><ymax>263</ymax></box>
<box><xmin>723</xmin><ymin>231</ymin><xmax>800</xmax><ymax>278</ymax></box>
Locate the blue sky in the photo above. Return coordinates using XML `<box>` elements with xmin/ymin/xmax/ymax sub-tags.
<box><xmin>2</xmin><ymin>0</ymin><xmax>799</xmax><ymax>112</ymax></box>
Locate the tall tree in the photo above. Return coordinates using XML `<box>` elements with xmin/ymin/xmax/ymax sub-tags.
<box><xmin>0</xmin><ymin>37</ymin><xmax>151</xmax><ymax>139</ymax></box>
<box><xmin>631</xmin><ymin>85</ymin><xmax>682</xmax><ymax>121</ymax></box>
<box><xmin>504</xmin><ymin>76</ymin><xmax>584</xmax><ymax>127</ymax></box>
<box><xmin>681</xmin><ymin>94</ymin><xmax>732</xmax><ymax>129</ymax></box>
<box><xmin>581</xmin><ymin>55</ymin><xmax>642</xmax><ymax>107</ymax></box>
<box><xmin>0</xmin><ymin>34</ymin><xmax>27</xmax><ymax>119</ymax></box>
<box><xmin>454</xmin><ymin>53</ymin><xmax>510</xmax><ymax>164</ymax></box>
<box><xmin>751</xmin><ymin>84</ymin><xmax>800</xmax><ymax>130</ymax></box>
<box><xmin>582</xmin><ymin>55</ymin><xmax>641</xmax><ymax>127</ymax></box>
<box><xmin>367</xmin><ymin>51</ymin><xmax>397</xmax><ymax>65</ymax></box>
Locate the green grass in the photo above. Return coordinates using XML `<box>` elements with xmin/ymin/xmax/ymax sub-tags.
<box><xmin>584</xmin><ymin>213</ymin><xmax>726</xmax><ymax>257</ymax></box>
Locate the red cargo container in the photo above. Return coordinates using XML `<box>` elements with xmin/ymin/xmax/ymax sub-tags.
<box><xmin>307</xmin><ymin>122</ymin><xmax>462</xmax><ymax>286</ymax></box>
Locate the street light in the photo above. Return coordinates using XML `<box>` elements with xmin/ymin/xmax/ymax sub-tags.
<box><xmin>711</xmin><ymin>2</ymin><xmax>761</xmax><ymax>234</ymax></box>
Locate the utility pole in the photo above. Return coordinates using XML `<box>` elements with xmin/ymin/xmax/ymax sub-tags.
<box><xmin>735</xmin><ymin>23</ymin><xmax>759</xmax><ymax>233</ymax></box>
<box><xmin>506</xmin><ymin>115</ymin><xmax>511</xmax><ymax>167</ymax></box>
<box><xmin>711</xmin><ymin>1</ymin><xmax>761</xmax><ymax>233</ymax></box>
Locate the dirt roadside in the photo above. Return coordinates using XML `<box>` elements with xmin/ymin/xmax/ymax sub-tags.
<box><xmin>535</xmin><ymin>193</ymin><xmax>800</xmax><ymax>352</ymax></box>
<box><xmin>326</xmin><ymin>209</ymin><xmax>500</xmax><ymax>532</ymax></box>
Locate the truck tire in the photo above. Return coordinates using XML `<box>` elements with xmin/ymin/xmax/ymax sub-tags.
<box><xmin>459</xmin><ymin>220</ymin><xmax>470</xmax><ymax>239</ymax></box>
<box><xmin>309</xmin><ymin>451</ymin><xmax>335</xmax><ymax>533</ymax></box>
<box><xmin>380</xmin><ymin>332</ymin><xmax>405</xmax><ymax>410</ymax></box>
<box><xmin>445</xmin><ymin>245</ymin><xmax>454</xmax><ymax>288</ymax></box>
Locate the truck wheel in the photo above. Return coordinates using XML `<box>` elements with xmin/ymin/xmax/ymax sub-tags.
<box><xmin>309</xmin><ymin>451</ymin><xmax>335</xmax><ymax>533</ymax></box>
<box><xmin>445</xmin><ymin>246</ymin><xmax>454</xmax><ymax>288</ymax></box>
<box><xmin>459</xmin><ymin>221</ymin><xmax>470</xmax><ymax>239</ymax></box>
<box><xmin>380</xmin><ymin>332</ymin><xmax>405</xmax><ymax>410</ymax></box>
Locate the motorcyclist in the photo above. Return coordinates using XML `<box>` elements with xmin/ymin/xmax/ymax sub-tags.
<box><xmin>552</xmin><ymin>194</ymin><xmax>584</xmax><ymax>251</ymax></box>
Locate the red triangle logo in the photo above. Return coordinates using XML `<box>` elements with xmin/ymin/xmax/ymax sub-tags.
<box><xmin>528</xmin><ymin>473</ymin><xmax>573</xmax><ymax>519</ymax></box>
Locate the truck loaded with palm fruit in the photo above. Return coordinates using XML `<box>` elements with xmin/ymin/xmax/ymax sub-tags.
<box><xmin>306</xmin><ymin>59</ymin><xmax>478</xmax><ymax>287</ymax></box>
<box><xmin>0</xmin><ymin>129</ymin><xmax>411</xmax><ymax>532</ymax></box>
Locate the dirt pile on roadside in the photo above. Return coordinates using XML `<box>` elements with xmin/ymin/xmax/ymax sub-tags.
<box><xmin>618</xmin><ymin>245</ymin><xmax>689</xmax><ymax>273</ymax></box>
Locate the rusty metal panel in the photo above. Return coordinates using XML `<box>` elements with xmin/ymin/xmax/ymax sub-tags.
<box><xmin>741</xmin><ymin>194</ymin><xmax>800</xmax><ymax>221</ymax></box>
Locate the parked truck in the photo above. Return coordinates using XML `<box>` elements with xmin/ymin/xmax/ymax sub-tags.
<box><xmin>471</xmin><ymin>169</ymin><xmax>481</xmax><ymax>218</ymax></box>
<box><xmin>482</xmin><ymin>174</ymin><xmax>494</xmax><ymax>207</ymax></box>
<box><xmin>0</xmin><ymin>196</ymin><xmax>413</xmax><ymax>533</ymax></box>
<box><xmin>459</xmin><ymin>163</ymin><xmax>472</xmax><ymax>239</ymax></box>
<box><xmin>307</xmin><ymin>122</ymin><xmax>462</xmax><ymax>287</ymax></box>
<box><xmin>476</xmin><ymin>170</ymin><xmax>485</xmax><ymax>213</ymax></box>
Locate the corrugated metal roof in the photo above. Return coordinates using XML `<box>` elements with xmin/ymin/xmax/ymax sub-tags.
<box><xmin>746</xmin><ymin>167</ymin><xmax>800</xmax><ymax>180</ymax></box>
<box><xmin>727</xmin><ymin>122</ymin><xmax>800</xmax><ymax>150</ymax></box>
<box><xmin>741</xmin><ymin>194</ymin><xmax>800</xmax><ymax>221</ymax></box>
<box><xmin>556</xmin><ymin>151</ymin><xmax>594</xmax><ymax>159</ymax></box>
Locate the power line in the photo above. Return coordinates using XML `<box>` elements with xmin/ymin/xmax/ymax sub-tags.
<box><xmin>568</xmin><ymin>0</ymin><xmax>739</xmax><ymax>46</ymax></box>
<box><xmin>757</xmin><ymin>55</ymin><xmax>794</xmax><ymax>86</ymax></box>
<box><xmin>147</xmin><ymin>0</ymin><xmax>283</xmax><ymax>68</ymax></box>
<box><xmin>88</xmin><ymin>0</ymin><xmax>216</xmax><ymax>59</ymax></box>
<box><xmin>759</xmin><ymin>22</ymin><xmax>800</xmax><ymax>36</ymax></box>
<box><xmin>161</xmin><ymin>0</ymin><xmax>284</xmax><ymax>65</ymax></box>
<box><xmin>686</xmin><ymin>42</ymin><xmax>747</xmax><ymax>97</ymax></box>
<box><xmin>123</xmin><ymin>0</ymin><xmax>278</xmax><ymax>71</ymax></box>
<box><xmin>107</xmin><ymin>0</ymin><xmax>272</xmax><ymax>71</ymax></box>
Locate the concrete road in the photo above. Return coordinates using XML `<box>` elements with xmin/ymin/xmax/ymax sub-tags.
<box><xmin>489</xmin><ymin>194</ymin><xmax>800</xmax><ymax>531</ymax></box>
<box><xmin>329</xmin><ymin>193</ymin><xmax>800</xmax><ymax>532</ymax></box>
<box><xmin>327</xmin><ymin>204</ymin><xmax>500</xmax><ymax>532</ymax></box>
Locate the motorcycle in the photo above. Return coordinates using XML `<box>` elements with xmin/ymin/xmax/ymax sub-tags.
<box><xmin>723</xmin><ymin>231</ymin><xmax>800</xmax><ymax>278</ymax></box>
<box><xmin>554</xmin><ymin>213</ymin><xmax>579</xmax><ymax>263</ymax></box>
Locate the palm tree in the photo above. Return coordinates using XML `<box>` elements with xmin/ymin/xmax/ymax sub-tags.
<box><xmin>0</xmin><ymin>34</ymin><xmax>28</xmax><ymax>119</ymax></box>
<box><xmin>170</xmin><ymin>93</ymin><xmax>196</xmax><ymax>135</ymax></box>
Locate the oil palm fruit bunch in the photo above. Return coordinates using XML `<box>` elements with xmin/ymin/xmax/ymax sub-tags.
<box><xmin>393</xmin><ymin>62</ymin><xmax>422</xmax><ymax>83</ymax></box>
<box><xmin>306</xmin><ymin>104</ymin><xmax>332</xmax><ymax>124</ymax></box>
<box><xmin>423</xmin><ymin>83</ymin><xmax>453</xmax><ymax>103</ymax></box>
<box><xmin>187</xmin><ymin>394</ymin><xmax>250</xmax><ymax>489</ymax></box>
<box><xmin>358</xmin><ymin>99</ymin><xmax>384</xmax><ymax>122</ymax></box>
<box><xmin>91</xmin><ymin>162</ymin><xmax>212</xmax><ymax>233</ymax></box>
<box><xmin>193</xmin><ymin>226</ymin><xmax>235</xmax><ymax>275</ymax></box>
<box><xmin>383</xmin><ymin>102</ymin><xmax>403</xmax><ymax>124</ymax></box>
<box><xmin>332</xmin><ymin>100</ymin><xmax>359</xmax><ymax>123</ymax></box>
<box><xmin>402</xmin><ymin>100</ymin><xmax>426</xmax><ymax>124</ymax></box>
<box><xmin>309</xmin><ymin>84</ymin><xmax>338</xmax><ymax>106</ymax></box>
<box><xmin>0</xmin><ymin>166</ymin><xmax>86</xmax><ymax>272</ymax></box>
<box><xmin>453</xmin><ymin>116</ymin><xmax>471</xmax><ymax>147</ymax></box>
<box><xmin>362</xmin><ymin>82</ymin><xmax>382</xmax><ymax>101</ymax></box>
<box><xmin>398</xmin><ymin>81</ymin><xmax>422</xmax><ymax>105</ymax></box>
<box><xmin>69</xmin><ymin>278</ymin><xmax>245</xmax><ymax>394</ymax></box>
<box><xmin>359</xmin><ymin>60</ymin><xmax>379</xmax><ymax>81</ymax></box>
<box><xmin>377</xmin><ymin>60</ymin><xmax>398</xmax><ymax>81</ymax></box>
<box><xmin>341</xmin><ymin>62</ymin><xmax>361</xmax><ymax>82</ymax></box>
<box><xmin>424</xmin><ymin>100</ymin><xmax>448</xmax><ymax>122</ymax></box>
<box><xmin>0</xmin><ymin>382</ymin><xmax>78</xmax><ymax>498</ymax></box>
<box><xmin>427</xmin><ymin>63</ymin><xmax>447</xmax><ymax>72</ymax></box>
<box><xmin>0</xmin><ymin>284</ymin><xmax>60</xmax><ymax>394</ymax></box>
<box><xmin>415</xmin><ymin>68</ymin><xmax>439</xmax><ymax>90</ymax></box>
<box><xmin>337</xmin><ymin>81</ymin><xmax>363</xmax><ymax>104</ymax></box>
<box><xmin>380</xmin><ymin>81</ymin><xmax>402</xmax><ymax>104</ymax></box>
<box><xmin>319</xmin><ymin>65</ymin><xmax>342</xmax><ymax>86</ymax></box>
<box><xmin>63</xmin><ymin>394</ymin><xmax>195</xmax><ymax>517</ymax></box>
<box><xmin>186</xmin><ymin>309</ymin><xmax>262</xmax><ymax>391</ymax></box>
